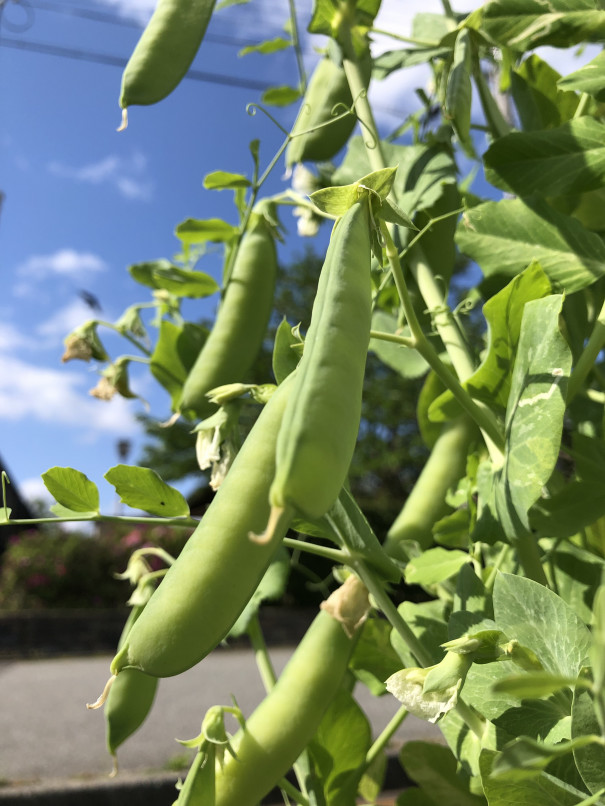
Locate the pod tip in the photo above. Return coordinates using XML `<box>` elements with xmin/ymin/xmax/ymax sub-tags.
<box><xmin>117</xmin><ymin>108</ymin><xmax>128</xmax><ymax>132</ymax></box>
<box><xmin>86</xmin><ymin>674</ymin><xmax>116</xmax><ymax>710</ymax></box>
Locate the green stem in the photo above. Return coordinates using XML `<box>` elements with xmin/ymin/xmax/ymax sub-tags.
<box><xmin>97</xmin><ymin>321</ymin><xmax>151</xmax><ymax>357</ymax></box>
<box><xmin>1</xmin><ymin>471</ymin><xmax>10</xmax><ymax>522</ymax></box>
<box><xmin>364</xmin><ymin>705</ymin><xmax>409</xmax><ymax>769</ymax></box>
<box><xmin>472</xmin><ymin>57</ymin><xmax>512</xmax><ymax>140</ymax></box>
<box><xmin>574</xmin><ymin>92</ymin><xmax>592</xmax><ymax>119</ymax></box>
<box><xmin>568</xmin><ymin>298</ymin><xmax>605</xmax><ymax>403</ymax></box>
<box><xmin>440</xmin><ymin>0</ymin><xmax>455</xmax><ymax>19</ymax></box>
<box><xmin>370</xmin><ymin>28</ymin><xmax>439</xmax><ymax>47</ymax></box>
<box><xmin>369</xmin><ymin>329</ymin><xmax>415</xmax><ymax>349</ymax></box>
<box><xmin>516</xmin><ymin>534</ymin><xmax>548</xmax><ymax>587</ymax></box>
<box><xmin>6</xmin><ymin>514</ymin><xmax>199</xmax><ymax>528</ymax></box>
<box><xmin>287</xmin><ymin>0</ymin><xmax>307</xmax><ymax>93</ymax></box>
<box><xmin>483</xmin><ymin>543</ymin><xmax>510</xmax><ymax>593</ymax></box>
<box><xmin>283</xmin><ymin>537</ymin><xmax>348</xmax><ymax>564</ymax></box>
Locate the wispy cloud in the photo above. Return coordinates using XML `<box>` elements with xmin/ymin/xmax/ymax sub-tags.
<box><xmin>37</xmin><ymin>299</ymin><xmax>98</xmax><ymax>341</ymax></box>
<box><xmin>48</xmin><ymin>152</ymin><xmax>153</xmax><ymax>201</ymax></box>
<box><xmin>0</xmin><ymin>355</ymin><xmax>138</xmax><ymax>434</ymax></box>
<box><xmin>0</xmin><ymin>323</ymin><xmax>37</xmax><ymax>351</ymax></box>
<box><xmin>16</xmin><ymin>248</ymin><xmax>107</xmax><ymax>279</ymax></box>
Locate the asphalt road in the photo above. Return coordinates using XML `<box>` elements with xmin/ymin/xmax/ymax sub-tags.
<box><xmin>0</xmin><ymin>648</ymin><xmax>441</xmax><ymax>787</ymax></box>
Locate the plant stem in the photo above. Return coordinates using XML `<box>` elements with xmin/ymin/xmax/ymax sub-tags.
<box><xmin>370</xmin><ymin>28</ymin><xmax>439</xmax><ymax>47</ymax></box>
<box><xmin>97</xmin><ymin>321</ymin><xmax>152</xmax><ymax>356</ymax></box>
<box><xmin>568</xmin><ymin>298</ymin><xmax>605</xmax><ymax>403</ymax></box>
<box><xmin>574</xmin><ymin>92</ymin><xmax>592</xmax><ymax>118</ymax></box>
<box><xmin>6</xmin><ymin>514</ymin><xmax>199</xmax><ymax>528</ymax></box>
<box><xmin>287</xmin><ymin>0</ymin><xmax>307</xmax><ymax>93</ymax></box>
<box><xmin>364</xmin><ymin>705</ymin><xmax>409</xmax><ymax>769</ymax></box>
<box><xmin>283</xmin><ymin>537</ymin><xmax>347</xmax><ymax>564</ymax></box>
<box><xmin>472</xmin><ymin>57</ymin><xmax>512</xmax><ymax>139</ymax></box>
<box><xmin>370</xmin><ymin>329</ymin><xmax>415</xmax><ymax>349</ymax></box>
<box><xmin>516</xmin><ymin>534</ymin><xmax>548</xmax><ymax>587</ymax></box>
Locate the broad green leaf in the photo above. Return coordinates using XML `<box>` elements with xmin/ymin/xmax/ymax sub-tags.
<box><xmin>591</xmin><ymin>585</ymin><xmax>605</xmax><ymax>696</ymax></box>
<box><xmin>358</xmin><ymin>752</ymin><xmax>387</xmax><ymax>804</ymax></box>
<box><xmin>572</xmin><ymin>688</ymin><xmax>605</xmax><ymax>795</ymax></box>
<box><xmin>42</xmin><ymin>467</ymin><xmax>99</xmax><ymax>513</ymax></box>
<box><xmin>511</xmin><ymin>54</ymin><xmax>580</xmax><ymax>132</ymax></box>
<box><xmin>440</xmin><ymin>708</ymin><xmax>499</xmax><ymax>782</ymax></box>
<box><xmin>272</xmin><ymin>318</ymin><xmax>301</xmax><ymax>384</ymax></box>
<box><xmin>559</xmin><ymin>51</ymin><xmax>605</xmax><ymax>101</ymax></box>
<box><xmin>404</xmin><ymin>547</ymin><xmax>470</xmax><ymax>586</ymax></box>
<box><xmin>311</xmin><ymin>167</ymin><xmax>399</xmax><ymax>217</ymax></box>
<box><xmin>391</xmin><ymin>600</ymin><xmax>448</xmax><ymax>669</ymax></box>
<box><xmin>228</xmin><ymin>547</ymin><xmax>290</xmax><ymax>638</ymax></box>
<box><xmin>175</xmin><ymin>218</ymin><xmax>238</xmax><ymax>249</ymax></box>
<box><xmin>261</xmin><ymin>85</ymin><xmax>300</xmax><ymax>106</ymax></box>
<box><xmin>494</xmin><ymin>295</ymin><xmax>572</xmax><ymax>537</ymax></box>
<box><xmin>349</xmin><ymin>616</ymin><xmax>403</xmax><ymax>695</ymax></box>
<box><xmin>369</xmin><ymin>310</ymin><xmax>429</xmax><ymax>379</ymax></box>
<box><xmin>308</xmin><ymin>0</ymin><xmax>381</xmax><ymax>40</ymax></box>
<box><xmin>373</xmin><ymin>46</ymin><xmax>451</xmax><ymax>78</ymax></box>
<box><xmin>484</xmin><ymin>119</ymin><xmax>605</xmax><ymax>197</ymax></box>
<box><xmin>239</xmin><ymin>36</ymin><xmax>291</xmax><ymax>56</ymax></box>
<box><xmin>492</xmin><ymin>735</ymin><xmax>602</xmax><ymax>780</ymax></box>
<box><xmin>492</xmin><ymin>672</ymin><xmax>580</xmax><ymax>699</ymax></box>
<box><xmin>493</xmin><ymin>574</ymin><xmax>592</xmax><ymax>680</ymax></box>
<box><xmin>456</xmin><ymin>197</ymin><xmax>605</xmax><ymax>294</ymax></box>
<box><xmin>466</xmin><ymin>1</ymin><xmax>605</xmax><ymax>51</ymax></box>
<box><xmin>150</xmin><ymin>320</ymin><xmax>207</xmax><ymax>410</ymax></box>
<box><xmin>480</xmin><ymin>748</ymin><xmax>596</xmax><ymax>806</ymax></box>
<box><xmin>309</xmin><ymin>689</ymin><xmax>372</xmax><ymax>806</ymax></box>
<box><xmin>129</xmin><ymin>261</ymin><xmax>219</xmax><ymax>299</ymax></box>
<box><xmin>531</xmin><ymin>481</ymin><xmax>605</xmax><ymax>542</ymax></box>
<box><xmin>445</xmin><ymin>30</ymin><xmax>474</xmax><ymax>157</ymax></box>
<box><xmin>104</xmin><ymin>465</ymin><xmax>190</xmax><ymax>517</ymax></box>
<box><xmin>203</xmin><ymin>171</ymin><xmax>251</xmax><ymax>190</ymax></box>
<box><xmin>413</xmin><ymin>12</ymin><xmax>457</xmax><ymax>43</ymax></box>
<box><xmin>543</xmin><ymin>542</ymin><xmax>605</xmax><ymax>624</ymax></box>
<box><xmin>49</xmin><ymin>504</ymin><xmax>98</xmax><ymax>520</ymax></box>
<box><xmin>429</xmin><ymin>262</ymin><xmax>552</xmax><ymax>421</ymax></box>
<box><xmin>400</xmin><ymin>741</ymin><xmax>484</xmax><ymax>805</ymax></box>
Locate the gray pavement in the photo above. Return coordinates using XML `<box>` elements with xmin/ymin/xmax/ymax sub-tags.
<box><xmin>0</xmin><ymin>647</ymin><xmax>442</xmax><ymax>788</ymax></box>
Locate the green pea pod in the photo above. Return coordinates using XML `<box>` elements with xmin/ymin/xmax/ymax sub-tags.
<box><xmin>269</xmin><ymin>198</ymin><xmax>371</xmax><ymax>523</ymax></box>
<box><xmin>118</xmin><ymin>0</ymin><xmax>217</xmax><ymax>128</ymax></box>
<box><xmin>384</xmin><ymin>415</ymin><xmax>477</xmax><ymax>556</ymax></box>
<box><xmin>105</xmin><ymin>603</ymin><xmax>158</xmax><ymax>765</ymax></box>
<box><xmin>285</xmin><ymin>44</ymin><xmax>372</xmax><ymax>168</ymax></box>
<box><xmin>174</xmin><ymin>743</ymin><xmax>216</xmax><ymax>806</ymax></box>
<box><xmin>214</xmin><ymin>576</ymin><xmax>370</xmax><ymax>806</ymax></box>
<box><xmin>179</xmin><ymin>217</ymin><xmax>277</xmax><ymax>420</ymax></box>
<box><xmin>111</xmin><ymin>374</ymin><xmax>294</xmax><ymax>679</ymax></box>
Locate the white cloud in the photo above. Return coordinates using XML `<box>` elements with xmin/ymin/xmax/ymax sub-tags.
<box><xmin>48</xmin><ymin>152</ymin><xmax>153</xmax><ymax>201</ymax></box>
<box><xmin>0</xmin><ymin>355</ymin><xmax>138</xmax><ymax>433</ymax></box>
<box><xmin>36</xmin><ymin>299</ymin><xmax>97</xmax><ymax>340</ymax></box>
<box><xmin>19</xmin><ymin>476</ymin><xmax>52</xmax><ymax>505</ymax></box>
<box><xmin>16</xmin><ymin>248</ymin><xmax>107</xmax><ymax>280</ymax></box>
<box><xmin>0</xmin><ymin>323</ymin><xmax>37</xmax><ymax>351</ymax></box>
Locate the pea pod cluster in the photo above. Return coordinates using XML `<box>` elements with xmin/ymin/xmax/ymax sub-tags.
<box><xmin>179</xmin><ymin>215</ymin><xmax>277</xmax><ymax>420</ymax></box>
<box><xmin>111</xmin><ymin>373</ymin><xmax>294</xmax><ymax>679</ymax></box>
<box><xmin>285</xmin><ymin>44</ymin><xmax>372</xmax><ymax>168</ymax></box>
<box><xmin>269</xmin><ymin>198</ymin><xmax>372</xmax><ymax>523</ymax></box>
<box><xmin>118</xmin><ymin>0</ymin><xmax>217</xmax><ymax>128</ymax></box>
<box><xmin>213</xmin><ymin>576</ymin><xmax>370</xmax><ymax>806</ymax></box>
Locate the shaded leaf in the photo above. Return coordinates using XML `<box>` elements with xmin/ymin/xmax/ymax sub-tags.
<box><xmin>261</xmin><ymin>85</ymin><xmax>300</xmax><ymax>106</ymax></box>
<box><xmin>150</xmin><ymin>321</ymin><xmax>207</xmax><ymax>410</ymax></box>
<box><xmin>228</xmin><ymin>547</ymin><xmax>290</xmax><ymax>638</ymax></box>
<box><xmin>404</xmin><ymin>547</ymin><xmax>470</xmax><ymax>586</ymax></box>
<box><xmin>558</xmin><ymin>51</ymin><xmax>605</xmax><ymax>101</ymax></box>
<box><xmin>239</xmin><ymin>36</ymin><xmax>291</xmax><ymax>56</ymax></box>
<box><xmin>369</xmin><ymin>310</ymin><xmax>429</xmax><ymax>379</ymax></box>
<box><xmin>203</xmin><ymin>171</ymin><xmax>251</xmax><ymax>190</ymax></box>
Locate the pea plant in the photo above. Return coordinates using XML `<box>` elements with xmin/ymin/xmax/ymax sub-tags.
<box><xmin>7</xmin><ymin>0</ymin><xmax>605</xmax><ymax>803</ymax></box>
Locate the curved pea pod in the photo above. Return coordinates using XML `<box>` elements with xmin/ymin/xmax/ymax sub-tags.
<box><xmin>179</xmin><ymin>217</ymin><xmax>278</xmax><ymax>420</ymax></box>
<box><xmin>105</xmin><ymin>603</ymin><xmax>158</xmax><ymax>766</ymax></box>
<box><xmin>111</xmin><ymin>375</ymin><xmax>294</xmax><ymax>679</ymax></box>
<box><xmin>214</xmin><ymin>576</ymin><xmax>370</xmax><ymax>806</ymax></box>
<box><xmin>384</xmin><ymin>415</ymin><xmax>477</xmax><ymax>557</ymax></box>
<box><xmin>269</xmin><ymin>198</ymin><xmax>372</xmax><ymax>523</ymax></box>
<box><xmin>285</xmin><ymin>45</ymin><xmax>372</xmax><ymax>169</ymax></box>
<box><xmin>118</xmin><ymin>0</ymin><xmax>217</xmax><ymax>128</ymax></box>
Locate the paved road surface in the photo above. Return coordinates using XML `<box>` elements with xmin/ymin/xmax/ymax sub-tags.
<box><xmin>0</xmin><ymin>648</ymin><xmax>441</xmax><ymax>786</ymax></box>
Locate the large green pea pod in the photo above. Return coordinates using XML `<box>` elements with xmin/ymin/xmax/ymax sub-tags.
<box><xmin>214</xmin><ymin>576</ymin><xmax>370</xmax><ymax>806</ymax></box>
<box><xmin>268</xmin><ymin>198</ymin><xmax>372</xmax><ymax>523</ymax></box>
<box><xmin>384</xmin><ymin>415</ymin><xmax>477</xmax><ymax>557</ymax></box>
<box><xmin>118</xmin><ymin>0</ymin><xmax>218</xmax><ymax>128</ymax></box>
<box><xmin>111</xmin><ymin>374</ymin><xmax>294</xmax><ymax>679</ymax></box>
<box><xmin>105</xmin><ymin>603</ymin><xmax>158</xmax><ymax>769</ymax></box>
<box><xmin>179</xmin><ymin>216</ymin><xmax>277</xmax><ymax>420</ymax></box>
<box><xmin>285</xmin><ymin>43</ymin><xmax>372</xmax><ymax>169</ymax></box>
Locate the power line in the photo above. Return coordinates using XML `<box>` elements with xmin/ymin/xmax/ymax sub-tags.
<box><xmin>0</xmin><ymin>36</ymin><xmax>274</xmax><ymax>91</ymax></box>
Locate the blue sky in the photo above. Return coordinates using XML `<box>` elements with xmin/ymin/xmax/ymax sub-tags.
<box><xmin>0</xmin><ymin>0</ymin><xmax>588</xmax><ymax>516</ymax></box>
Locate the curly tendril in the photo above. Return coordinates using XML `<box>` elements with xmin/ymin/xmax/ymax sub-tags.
<box><xmin>246</xmin><ymin>103</ymin><xmax>290</xmax><ymax>136</ymax></box>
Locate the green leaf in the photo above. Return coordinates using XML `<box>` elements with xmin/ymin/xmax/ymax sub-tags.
<box><xmin>272</xmin><ymin>318</ymin><xmax>301</xmax><ymax>384</ymax></box>
<box><xmin>175</xmin><ymin>218</ymin><xmax>238</xmax><ymax>249</ymax></box>
<box><xmin>369</xmin><ymin>311</ymin><xmax>429</xmax><ymax>379</ymax></box>
<box><xmin>391</xmin><ymin>600</ymin><xmax>448</xmax><ymax>668</ymax></box>
<box><xmin>494</xmin><ymin>295</ymin><xmax>572</xmax><ymax>538</ymax></box>
<box><xmin>572</xmin><ymin>688</ymin><xmax>605</xmax><ymax>795</ymax></box>
<box><xmin>456</xmin><ymin>197</ymin><xmax>605</xmax><ymax>294</ymax></box>
<box><xmin>216</xmin><ymin>0</ymin><xmax>248</xmax><ymax>8</ymax></box>
<box><xmin>228</xmin><ymin>547</ymin><xmax>290</xmax><ymax>638</ymax></box>
<box><xmin>260</xmin><ymin>85</ymin><xmax>300</xmax><ymax>106</ymax></box>
<box><xmin>358</xmin><ymin>752</ymin><xmax>387</xmax><ymax>804</ymax></box>
<box><xmin>544</xmin><ymin>542</ymin><xmax>605</xmax><ymax>624</ymax></box>
<box><xmin>492</xmin><ymin>735</ymin><xmax>603</xmax><ymax>780</ymax></box>
<box><xmin>309</xmin><ymin>689</ymin><xmax>372</xmax><ymax>806</ymax></box>
<box><xmin>129</xmin><ymin>261</ymin><xmax>219</xmax><ymax>299</ymax></box>
<box><xmin>429</xmin><ymin>262</ymin><xmax>552</xmax><ymax>422</ymax></box>
<box><xmin>42</xmin><ymin>467</ymin><xmax>100</xmax><ymax>513</ymax></box>
<box><xmin>559</xmin><ymin>51</ymin><xmax>605</xmax><ymax>101</ymax></box>
<box><xmin>238</xmin><ymin>36</ymin><xmax>291</xmax><ymax>56</ymax></box>
<box><xmin>492</xmin><ymin>672</ymin><xmax>580</xmax><ymax>699</ymax></box>
<box><xmin>404</xmin><ymin>547</ymin><xmax>470</xmax><ymax>586</ymax></box>
<box><xmin>445</xmin><ymin>30</ymin><xmax>475</xmax><ymax>157</ymax></box>
<box><xmin>350</xmin><ymin>616</ymin><xmax>404</xmax><ymax>695</ymax></box>
<box><xmin>104</xmin><ymin>465</ymin><xmax>190</xmax><ymax>517</ymax></box>
<box><xmin>150</xmin><ymin>321</ymin><xmax>207</xmax><ymax>410</ymax></box>
<box><xmin>400</xmin><ymin>741</ymin><xmax>485</xmax><ymax>805</ymax></box>
<box><xmin>49</xmin><ymin>504</ymin><xmax>98</xmax><ymax>519</ymax></box>
<box><xmin>511</xmin><ymin>54</ymin><xmax>581</xmax><ymax>132</ymax></box>
<box><xmin>466</xmin><ymin>1</ymin><xmax>605</xmax><ymax>51</ymax></box>
<box><xmin>493</xmin><ymin>574</ymin><xmax>592</xmax><ymax>680</ymax></box>
<box><xmin>203</xmin><ymin>171</ymin><xmax>251</xmax><ymax>190</ymax></box>
<box><xmin>484</xmin><ymin>119</ymin><xmax>605</xmax><ymax>198</ymax></box>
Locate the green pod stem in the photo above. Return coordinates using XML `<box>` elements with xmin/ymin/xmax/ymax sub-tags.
<box><xmin>269</xmin><ymin>199</ymin><xmax>372</xmax><ymax>521</ymax></box>
<box><xmin>174</xmin><ymin>743</ymin><xmax>216</xmax><ymax>806</ymax></box>
<box><xmin>111</xmin><ymin>375</ymin><xmax>294</xmax><ymax>679</ymax></box>
<box><xmin>105</xmin><ymin>603</ymin><xmax>158</xmax><ymax>762</ymax></box>
<box><xmin>214</xmin><ymin>578</ymin><xmax>369</xmax><ymax>806</ymax></box>
<box><xmin>384</xmin><ymin>415</ymin><xmax>477</xmax><ymax>558</ymax></box>
<box><xmin>119</xmin><ymin>0</ymin><xmax>217</xmax><ymax>123</ymax></box>
<box><xmin>179</xmin><ymin>218</ymin><xmax>277</xmax><ymax>420</ymax></box>
<box><xmin>286</xmin><ymin>44</ymin><xmax>372</xmax><ymax>168</ymax></box>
